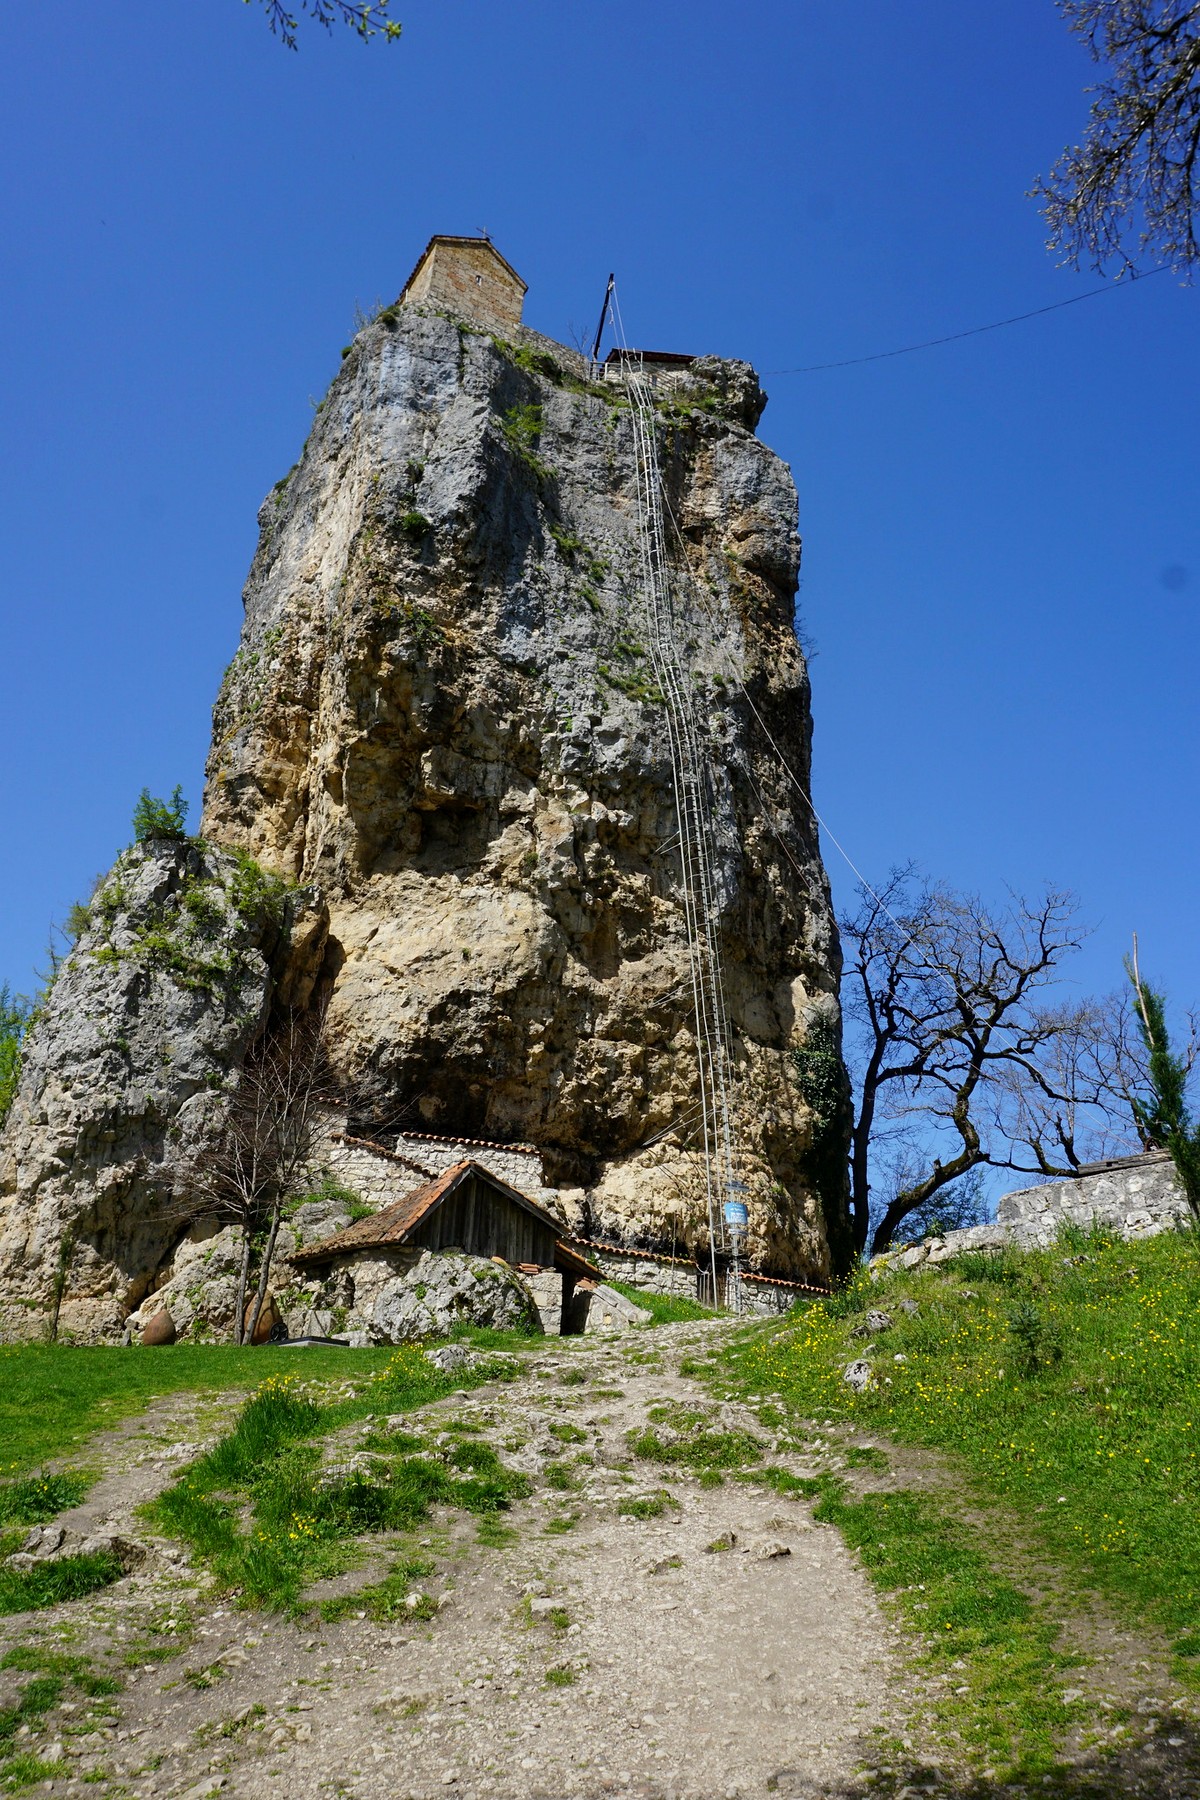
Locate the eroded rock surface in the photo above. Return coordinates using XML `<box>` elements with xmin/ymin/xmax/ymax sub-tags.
<box><xmin>0</xmin><ymin>302</ymin><xmax>847</xmax><ymax>1340</ymax></box>
<box><xmin>202</xmin><ymin>308</ymin><xmax>843</xmax><ymax>1279</ymax></box>
<box><xmin>0</xmin><ymin>841</ymin><xmax>326</xmax><ymax>1338</ymax></box>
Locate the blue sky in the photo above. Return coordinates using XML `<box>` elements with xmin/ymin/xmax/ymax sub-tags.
<box><xmin>1</xmin><ymin>0</ymin><xmax>1196</xmax><ymax>1029</ymax></box>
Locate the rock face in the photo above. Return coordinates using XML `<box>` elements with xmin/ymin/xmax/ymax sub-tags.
<box><xmin>0</xmin><ymin>841</ymin><xmax>327</xmax><ymax>1339</ymax></box>
<box><xmin>365</xmin><ymin>1247</ymin><xmax>542</xmax><ymax>1343</ymax></box>
<box><xmin>202</xmin><ymin>304</ymin><xmax>843</xmax><ymax>1279</ymax></box>
<box><xmin>0</xmin><ymin>289</ymin><xmax>848</xmax><ymax>1341</ymax></box>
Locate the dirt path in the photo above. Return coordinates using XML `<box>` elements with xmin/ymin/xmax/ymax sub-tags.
<box><xmin>1</xmin><ymin>1323</ymin><xmax>903</xmax><ymax>1800</ymax></box>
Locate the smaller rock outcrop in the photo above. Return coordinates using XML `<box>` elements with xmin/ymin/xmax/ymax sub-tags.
<box><xmin>0</xmin><ymin>839</ymin><xmax>327</xmax><ymax>1340</ymax></box>
<box><xmin>366</xmin><ymin>1248</ymin><xmax>543</xmax><ymax>1344</ymax></box>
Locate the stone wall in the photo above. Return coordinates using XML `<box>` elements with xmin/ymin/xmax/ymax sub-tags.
<box><xmin>314</xmin><ymin>1123</ymin><xmax>560</xmax><ymax>1215</ymax></box>
<box><xmin>996</xmin><ymin>1153</ymin><xmax>1186</xmax><ymax>1243</ymax></box>
<box><xmin>872</xmin><ymin>1152</ymin><xmax>1189</xmax><ymax>1276</ymax></box>
<box><xmin>581</xmin><ymin>1246</ymin><xmax>698</xmax><ymax>1300</ymax></box>
<box><xmin>578</xmin><ymin>1242</ymin><xmax>818</xmax><ymax>1317</ymax></box>
<box><xmin>403</xmin><ymin>240</ymin><xmax>525</xmax><ymax>335</ymax></box>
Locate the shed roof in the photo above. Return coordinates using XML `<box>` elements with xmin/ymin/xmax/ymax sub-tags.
<box><xmin>603</xmin><ymin>348</ymin><xmax>695</xmax><ymax>368</ymax></box>
<box><xmin>399</xmin><ymin>235</ymin><xmax>528</xmax><ymax>302</ymax></box>
<box><xmin>291</xmin><ymin>1159</ymin><xmax>592</xmax><ymax>1276</ymax></box>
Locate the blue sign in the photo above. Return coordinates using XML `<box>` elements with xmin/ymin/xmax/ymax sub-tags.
<box><xmin>723</xmin><ymin>1200</ymin><xmax>749</xmax><ymax>1230</ymax></box>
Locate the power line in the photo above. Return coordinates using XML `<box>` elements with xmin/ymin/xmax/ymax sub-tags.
<box><xmin>766</xmin><ymin>266</ymin><xmax>1174</xmax><ymax>375</ymax></box>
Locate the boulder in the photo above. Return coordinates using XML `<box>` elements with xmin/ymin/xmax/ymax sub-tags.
<box><xmin>369</xmin><ymin>1249</ymin><xmax>542</xmax><ymax>1345</ymax></box>
<box><xmin>244</xmin><ymin>1291</ymin><xmax>282</xmax><ymax>1345</ymax></box>
<box><xmin>424</xmin><ymin>1343</ymin><xmax>478</xmax><ymax>1374</ymax></box>
<box><xmin>126</xmin><ymin>1223</ymin><xmax>245</xmax><ymax>1342</ymax></box>
<box><xmin>576</xmin><ymin>1282</ymin><xmax>652</xmax><ymax>1334</ymax></box>
<box><xmin>843</xmin><ymin>1359</ymin><xmax>874</xmax><ymax>1393</ymax></box>
<box><xmin>141</xmin><ymin>1309</ymin><xmax>177</xmax><ymax>1347</ymax></box>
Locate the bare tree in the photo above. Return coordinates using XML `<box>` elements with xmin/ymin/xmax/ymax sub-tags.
<box><xmin>1033</xmin><ymin>0</ymin><xmax>1200</xmax><ymax>273</ymax></box>
<box><xmin>841</xmin><ymin>874</ymin><xmax>1136</xmax><ymax>1256</ymax></box>
<box><xmin>190</xmin><ymin>1005</ymin><xmax>334</xmax><ymax>1343</ymax></box>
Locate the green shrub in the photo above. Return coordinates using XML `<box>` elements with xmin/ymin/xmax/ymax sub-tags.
<box><xmin>500</xmin><ymin>404</ymin><xmax>552</xmax><ymax>487</ymax></box>
<box><xmin>0</xmin><ymin>985</ymin><xmax>30</xmax><ymax>1127</ymax></box>
<box><xmin>1005</xmin><ymin>1300</ymin><xmax>1063</xmax><ymax>1379</ymax></box>
<box><xmin>131</xmin><ymin>785</ymin><xmax>188</xmax><ymax>843</ymax></box>
<box><xmin>398</xmin><ymin>509</ymin><xmax>431</xmax><ymax>541</ymax></box>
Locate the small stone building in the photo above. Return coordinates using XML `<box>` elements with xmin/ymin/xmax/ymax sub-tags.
<box><xmin>400</xmin><ymin>234</ymin><xmax>526</xmax><ymax>335</ymax></box>
<box><xmin>292</xmin><ymin>1159</ymin><xmax>597</xmax><ymax>1335</ymax></box>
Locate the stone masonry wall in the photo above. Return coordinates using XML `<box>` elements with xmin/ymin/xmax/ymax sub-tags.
<box><xmin>403</xmin><ymin>241</ymin><xmax>525</xmax><ymax>335</ymax></box>
<box><xmin>314</xmin><ymin>1124</ymin><xmax>561</xmax><ymax>1215</ymax></box>
<box><xmin>872</xmin><ymin>1152</ymin><xmax>1189</xmax><ymax>1276</ymax></box>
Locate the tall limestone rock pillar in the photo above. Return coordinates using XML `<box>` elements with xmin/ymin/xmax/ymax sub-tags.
<box><xmin>0</xmin><ymin>262</ymin><xmax>850</xmax><ymax>1342</ymax></box>
<box><xmin>202</xmin><ymin>296</ymin><xmax>849</xmax><ymax>1284</ymax></box>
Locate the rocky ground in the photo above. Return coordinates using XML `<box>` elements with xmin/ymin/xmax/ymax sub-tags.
<box><xmin>0</xmin><ymin>1323</ymin><xmax>900</xmax><ymax>1800</ymax></box>
<box><xmin>7</xmin><ymin>1319</ymin><xmax>1199</xmax><ymax>1800</ymax></box>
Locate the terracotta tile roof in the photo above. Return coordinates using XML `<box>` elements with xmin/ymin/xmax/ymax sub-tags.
<box><xmin>741</xmin><ymin>1270</ymin><xmax>830</xmax><ymax>1295</ymax></box>
<box><xmin>396</xmin><ymin>1129</ymin><xmax>542</xmax><ymax>1156</ymax></box>
<box><xmin>293</xmin><ymin>1160</ymin><xmax>570</xmax><ymax>1267</ymax></box>
<box><xmin>569</xmin><ymin>1237</ymin><xmax>696</xmax><ymax>1269</ymax></box>
<box><xmin>335</xmin><ymin>1129</ymin><xmax>541</xmax><ymax>1160</ymax></box>
<box><xmin>554</xmin><ymin>1240</ymin><xmax>601</xmax><ymax>1281</ymax></box>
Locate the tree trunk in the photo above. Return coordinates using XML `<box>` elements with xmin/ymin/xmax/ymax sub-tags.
<box><xmin>233</xmin><ymin>1227</ymin><xmax>253</xmax><ymax>1345</ymax></box>
<box><xmin>246</xmin><ymin>1202</ymin><xmax>283</xmax><ymax>1345</ymax></box>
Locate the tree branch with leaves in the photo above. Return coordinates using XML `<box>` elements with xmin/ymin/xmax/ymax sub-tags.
<box><xmin>1034</xmin><ymin>0</ymin><xmax>1200</xmax><ymax>273</ymax></box>
<box><xmin>1125</xmin><ymin>937</ymin><xmax>1200</xmax><ymax>1211</ymax></box>
<box><xmin>248</xmin><ymin>0</ymin><xmax>402</xmax><ymax>50</ymax></box>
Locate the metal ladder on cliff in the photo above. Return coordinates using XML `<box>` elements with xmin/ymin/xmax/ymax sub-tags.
<box><xmin>622</xmin><ymin>356</ymin><xmax>746</xmax><ymax>1314</ymax></box>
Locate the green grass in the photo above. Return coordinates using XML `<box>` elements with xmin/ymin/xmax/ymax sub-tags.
<box><xmin>607</xmin><ymin>1281</ymin><xmax>709</xmax><ymax>1325</ymax></box>
<box><xmin>618</xmin><ymin>1489</ymin><xmax>678</xmax><ymax>1519</ymax></box>
<box><xmin>0</xmin><ymin>1552</ymin><xmax>123</xmax><ymax>1617</ymax></box>
<box><xmin>150</xmin><ymin>1350</ymin><xmax>530</xmax><ymax>1611</ymax></box>
<box><xmin>319</xmin><ymin>1553</ymin><xmax>435</xmax><ymax>1622</ymax></box>
<box><xmin>546</xmin><ymin>1421</ymin><xmax>587</xmax><ymax>1444</ymax></box>
<box><xmin>0</xmin><ymin>1471</ymin><xmax>90</xmax><ymax>1525</ymax></box>
<box><xmin>0</xmin><ymin>1343</ymin><xmax>399</xmax><ymax>1476</ymax></box>
<box><xmin>811</xmin><ymin>1474</ymin><xmax>1084</xmax><ymax>1780</ymax></box>
<box><xmin>720</xmin><ymin>1228</ymin><xmax>1200</xmax><ymax>1782</ymax></box>
<box><xmin>734</xmin><ymin>1229</ymin><xmax>1200</xmax><ymax>1653</ymax></box>
<box><xmin>627</xmin><ymin>1402</ymin><xmax>763</xmax><ymax>1475</ymax></box>
<box><xmin>0</xmin><ymin>1646</ymin><xmax>120</xmax><ymax>1790</ymax></box>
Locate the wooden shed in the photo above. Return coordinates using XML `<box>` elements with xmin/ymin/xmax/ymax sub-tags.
<box><xmin>291</xmin><ymin>1160</ymin><xmax>597</xmax><ymax>1333</ymax></box>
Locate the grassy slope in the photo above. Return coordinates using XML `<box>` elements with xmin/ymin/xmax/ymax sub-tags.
<box><xmin>733</xmin><ymin>1228</ymin><xmax>1200</xmax><ymax>1655</ymax></box>
<box><xmin>711</xmin><ymin>1228</ymin><xmax>1200</xmax><ymax>1787</ymax></box>
<box><xmin>0</xmin><ymin>1344</ymin><xmax>403</xmax><ymax>1476</ymax></box>
<box><xmin>607</xmin><ymin>1281</ymin><xmax>710</xmax><ymax>1324</ymax></box>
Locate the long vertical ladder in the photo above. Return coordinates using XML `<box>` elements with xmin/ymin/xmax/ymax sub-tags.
<box><xmin>622</xmin><ymin>360</ymin><xmax>745</xmax><ymax>1312</ymax></box>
